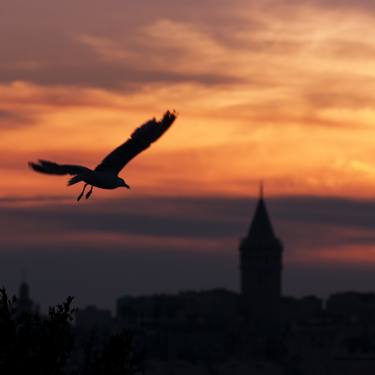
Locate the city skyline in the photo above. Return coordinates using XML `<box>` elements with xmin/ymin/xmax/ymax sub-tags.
<box><xmin>3</xmin><ymin>190</ymin><xmax>375</xmax><ymax>311</ymax></box>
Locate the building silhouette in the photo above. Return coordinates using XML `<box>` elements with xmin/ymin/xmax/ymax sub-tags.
<box><xmin>16</xmin><ymin>280</ymin><xmax>38</xmax><ymax>315</ymax></box>
<box><xmin>239</xmin><ymin>184</ymin><xmax>283</xmax><ymax>327</ymax></box>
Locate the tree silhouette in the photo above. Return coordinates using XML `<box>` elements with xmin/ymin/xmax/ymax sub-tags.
<box><xmin>0</xmin><ymin>288</ymin><xmax>143</xmax><ymax>375</ymax></box>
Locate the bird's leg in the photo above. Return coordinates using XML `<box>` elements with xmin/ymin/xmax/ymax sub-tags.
<box><xmin>77</xmin><ymin>184</ymin><xmax>88</xmax><ymax>201</ymax></box>
<box><xmin>85</xmin><ymin>185</ymin><xmax>94</xmax><ymax>199</ymax></box>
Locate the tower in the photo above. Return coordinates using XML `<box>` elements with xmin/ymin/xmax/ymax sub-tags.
<box><xmin>239</xmin><ymin>184</ymin><xmax>283</xmax><ymax>326</ymax></box>
<box><xmin>16</xmin><ymin>280</ymin><xmax>35</xmax><ymax>315</ymax></box>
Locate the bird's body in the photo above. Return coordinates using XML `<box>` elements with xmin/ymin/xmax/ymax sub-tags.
<box><xmin>29</xmin><ymin>110</ymin><xmax>177</xmax><ymax>201</ymax></box>
<box><xmin>69</xmin><ymin>170</ymin><xmax>126</xmax><ymax>190</ymax></box>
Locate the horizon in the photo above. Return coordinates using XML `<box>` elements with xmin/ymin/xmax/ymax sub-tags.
<box><xmin>3</xmin><ymin>192</ymin><xmax>375</xmax><ymax>312</ymax></box>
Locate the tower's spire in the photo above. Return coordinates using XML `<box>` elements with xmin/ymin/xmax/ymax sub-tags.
<box><xmin>247</xmin><ymin>182</ymin><xmax>275</xmax><ymax>239</ymax></box>
<box><xmin>259</xmin><ymin>180</ymin><xmax>264</xmax><ymax>199</ymax></box>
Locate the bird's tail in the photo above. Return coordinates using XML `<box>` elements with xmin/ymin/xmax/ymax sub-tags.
<box><xmin>67</xmin><ymin>175</ymin><xmax>83</xmax><ymax>186</ymax></box>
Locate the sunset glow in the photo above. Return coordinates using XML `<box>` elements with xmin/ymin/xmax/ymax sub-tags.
<box><xmin>2</xmin><ymin>1</ymin><xmax>375</xmax><ymax>199</ymax></box>
<box><xmin>2</xmin><ymin>0</ymin><xmax>375</xmax><ymax>304</ymax></box>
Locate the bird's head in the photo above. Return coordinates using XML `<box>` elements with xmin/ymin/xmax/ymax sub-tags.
<box><xmin>118</xmin><ymin>178</ymin><xmax>130</xmax><ymax>189</ymax></box>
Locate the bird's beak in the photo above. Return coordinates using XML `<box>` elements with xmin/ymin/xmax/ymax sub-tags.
<box><xmin>124</xmin><ymin>184</ymin><xmax>130</xmax><ymax>189</ymax></box>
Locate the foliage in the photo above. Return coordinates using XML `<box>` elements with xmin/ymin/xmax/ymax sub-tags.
<box><xmin>0</xmin><ymin>288</ymin><xmax>143</xmax><ymax>375</ymax></box>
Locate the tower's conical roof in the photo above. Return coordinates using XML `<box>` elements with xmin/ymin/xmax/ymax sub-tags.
<box><xmin>247</xmin><ymin>183</ymin><xmax>275</xmax><ymax>239</ymax></box>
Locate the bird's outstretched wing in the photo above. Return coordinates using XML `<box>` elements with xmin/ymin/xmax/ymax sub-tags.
<box><xmin>95</xmin><ymin>110</ymin><xmax>177</xmax><ymax>175</ymax></box>
<box><xmin>29</xmin><ymin>160</ymin><xmax>89</xmax><ymax>175</ymax></box>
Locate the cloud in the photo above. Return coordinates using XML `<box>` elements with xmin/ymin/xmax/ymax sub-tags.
<box><xmin>2</xmin><ymin>0</ymin><xmax>375</xmax><ymax>134</ymax></box>
<box><xmin>309</xmin><ymin>0</ymin><xmax>375</xmax><ymax>13</ymax></box>
<box><xmin>0</xmin><ymin>0</ymin><xmax>373</xmax><ymax>99</ymax></box>
<box><xmin>0</xmin><ymin>0</ymin><xmax>241</xmax><ymax>89</ymax></box>
<box><xmin>2</xmin><ymin>194</ymin><xmax>375</xmax><ymax>257</ymax></box>
<box><xmin>0</xmin><ymin>109</ymin><xmax>36</xmax><ymax>129</ymax></box>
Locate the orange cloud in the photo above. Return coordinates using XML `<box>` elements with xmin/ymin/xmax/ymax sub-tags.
<box><xmin>2</xmin><ymin>1</ymin><xmax>375</xmax><ymax>201</ymax></box>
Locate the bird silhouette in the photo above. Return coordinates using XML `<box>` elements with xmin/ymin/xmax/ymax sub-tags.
<box><xmin>29</xmin><ymin>110</ymin><xmax>177</xmax><ymax>201</ymax></box>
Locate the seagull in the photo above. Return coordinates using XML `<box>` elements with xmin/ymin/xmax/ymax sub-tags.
<box><xmin>29</xmin><ymin>110</ymin><xmax>177</xmax><ymax>201</ymax></box>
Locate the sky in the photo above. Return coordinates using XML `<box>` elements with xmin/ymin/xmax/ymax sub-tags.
<box><xmin>2</xmin><ymin>0</ymin><xmax>375</xmax><ymax>310</ymax></box>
